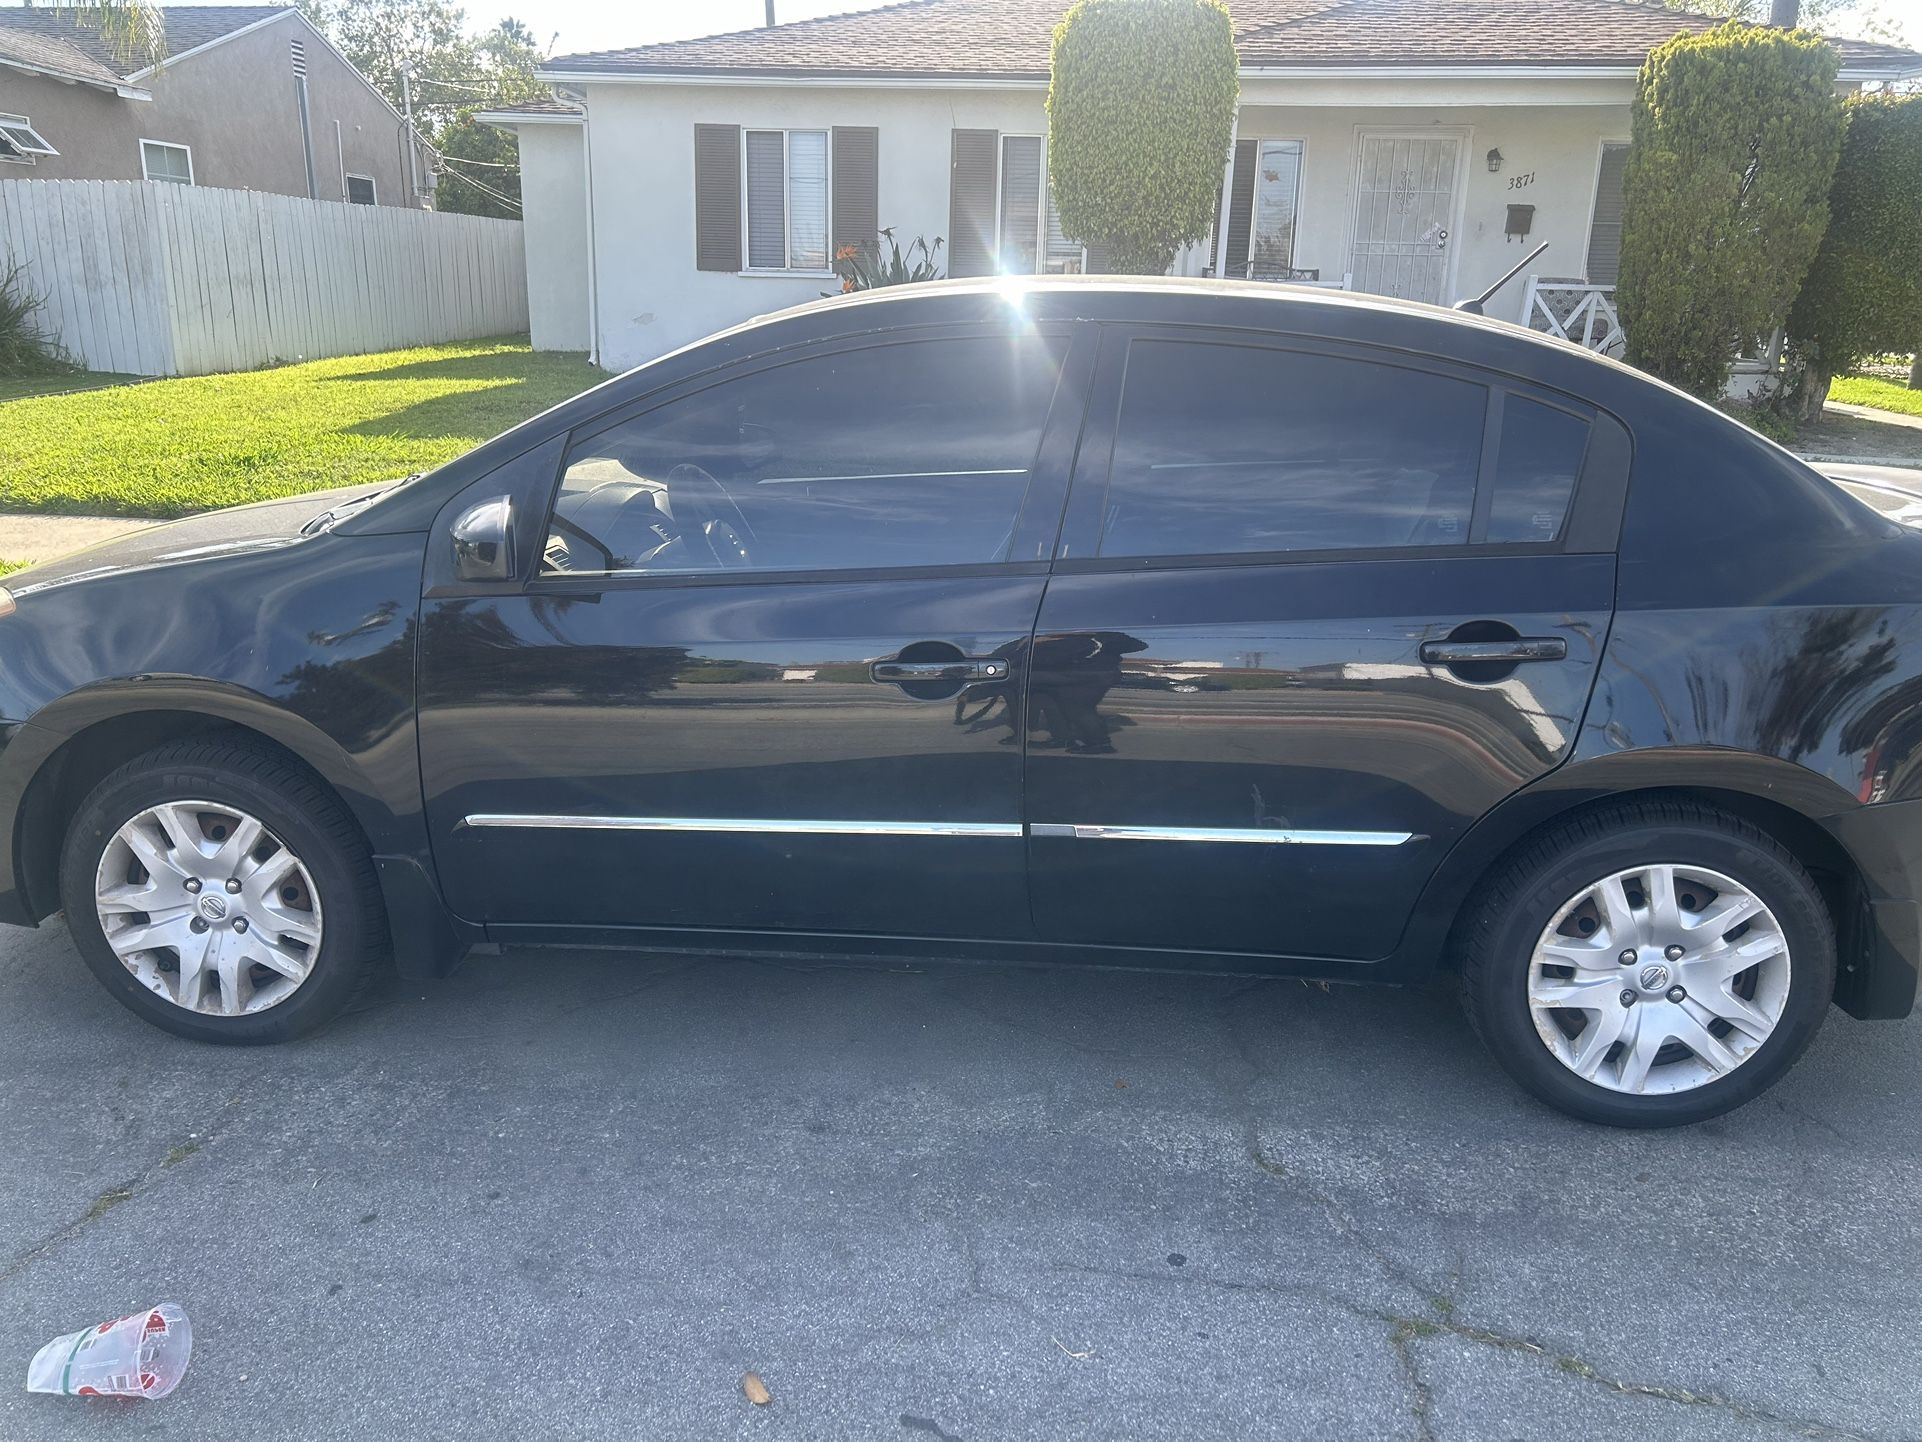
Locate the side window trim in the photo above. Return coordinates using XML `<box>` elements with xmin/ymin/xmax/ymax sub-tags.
<box><xmin>1056</xmin><ymin>323</ymin><xmax>1621</xmax><ymax>570</ymax></box>
<box><xmin>531</xmin><ymin>322</ymin><xmax>1092</xmax><ymax>589</ymax></box>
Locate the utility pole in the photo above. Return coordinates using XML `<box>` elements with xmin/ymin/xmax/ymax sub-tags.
<box><xmin>765</xmin><ymin>2</ymin><xmax>776</xmax><ymax>26</ymax></box>
<box><xmin>1769</xmin><ymin>0</ymin><xmax>1799</xmax><ymax>27</ymax></box>
<box><xmin>401</xmin><ymin>65</ymin><xmax>420</xmax><ymax>206</ymax></box>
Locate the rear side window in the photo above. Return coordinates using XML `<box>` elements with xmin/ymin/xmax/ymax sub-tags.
<box><xmin>545</xmin><ymin>334</ymin><xmax>1068</xmax><ymax>576</ymax></box>
<box><xmin>1097</xmin><ymin>340</ymin><xmax>1488</xmax><ymax>558</ymax></box>
<box><xmin>1486</xmin><ymin>395</ymin><xmax>1590</xmax><ymax>543</ymax></box>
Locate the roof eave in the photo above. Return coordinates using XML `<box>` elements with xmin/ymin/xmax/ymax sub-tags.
<box><xmin>0</xmin><ymin>54</ymin><xmax>148</xmax><ymax>98</ymax></box>
<box><xmin>473</xmin><ymin>108</ymin><xmax>584</xmax><ymax>127</ymax></box>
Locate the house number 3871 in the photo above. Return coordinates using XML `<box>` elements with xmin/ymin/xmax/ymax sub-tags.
<box><xmin>1507</xmin><ymin>172</ymin><xmax>1537</xmax><ymax>191</ymax></box>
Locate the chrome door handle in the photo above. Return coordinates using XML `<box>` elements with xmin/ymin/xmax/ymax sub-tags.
<box><xmin>1420</xmin><ymin>638</ymin><xmax>1567</xmax><ymax>665</ymax></box>
<box><xmin>871</xmin><ymin>658</ymin><xmax>1009</xmax><ymax>683</ymax></box>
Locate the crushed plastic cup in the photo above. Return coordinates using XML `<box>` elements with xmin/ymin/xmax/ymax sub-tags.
<box><xmin>25</xmin><ymin>1304</ymin><xmax>191</xmax><ymax>1399</ymax></box>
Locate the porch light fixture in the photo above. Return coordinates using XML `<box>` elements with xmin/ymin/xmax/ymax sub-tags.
<box><xmin>1486</xmin><ymin>148</ymin><xmax>1503</xmax><ymax>174</ymax></box>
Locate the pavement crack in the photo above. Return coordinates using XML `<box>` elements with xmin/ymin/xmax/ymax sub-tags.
<box><xmin>1388</xmin><ymin>1318</ymin><xmax>1440</xmax><ymax>1442</ymax></box>
<box><xmin>0</xmin><ymin>1088</ymin><xmax>239</xmax><ymax>1287</ymax></box>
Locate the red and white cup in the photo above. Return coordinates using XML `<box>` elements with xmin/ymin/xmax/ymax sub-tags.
<box><xmin>25</xmin><ymin>1304</ymin><xmax>192</xmax><ymax>1399</ymax></box>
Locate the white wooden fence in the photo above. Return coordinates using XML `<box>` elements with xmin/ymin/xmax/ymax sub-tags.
<box><xmin>0</xmin><ymin>180</ymin><xmax>527</xmax><ymax>376</ymax></box>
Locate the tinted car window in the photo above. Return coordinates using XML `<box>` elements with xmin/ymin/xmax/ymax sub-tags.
<box><xmin>1097</xmin><ymin>340</ymin><xmax>1487</xmax><ymax>559</ymax></box>
<box><xmin>1487</xmin><ymin>395</ymin><xmax>1590</xmax><ymax>544</ymax></box>
<box><xmin>545</xmin><ymin>334</ymin><xmax>1069</xmax><ymax>576</ymax></box>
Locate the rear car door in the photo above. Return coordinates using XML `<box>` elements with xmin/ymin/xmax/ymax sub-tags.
<box><xmin>1027</xmin><ymin>327</ymin><xmax>1627</xmax><ymax>959</ymax></box>
<box><xmin>418</xmin><ymin>322</ymin><xmax>1092</xmax><ymax>940</ymax></box>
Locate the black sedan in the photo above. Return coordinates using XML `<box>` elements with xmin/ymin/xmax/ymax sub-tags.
<box><xmin>3</xmin><ymin>278</ymin><xmax>1918</xmax><ymax>1129</ymax></box>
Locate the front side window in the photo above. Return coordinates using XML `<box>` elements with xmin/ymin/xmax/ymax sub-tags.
<box><xmin>745</xmin><ymin>128</ymin><xmax>828</xmax><ymax>271</ymax></box>
<box><xmin>544</xmin><ymin>333</ymin><xmax>1069</xmax><ymax>578</ymax></box>
<box><xmin>1096</xmin><ymin>340</ymin><xmax>1489</xmax><ymax>559</ymax></box>
<box><xmin>141</xmin><ymin>140</ymin><xmax>193</xmax><ymax>185</ymax></box>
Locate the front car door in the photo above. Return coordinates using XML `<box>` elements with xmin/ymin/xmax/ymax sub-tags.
<box><xmin>417</xmin><ymin>322</ymin><xmax>1093</xmax><ymax>941</ymax></box>
<box><xmin>1027</xmin><ymin>326</ymin><xmax>1627</xmax><ymax>961</ymax></box>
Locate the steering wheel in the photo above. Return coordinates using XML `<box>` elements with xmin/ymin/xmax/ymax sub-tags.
<box><xmin>666</xmin><ymin>463</ymin><xmax>755</xmax><ymax>569</ymax></box>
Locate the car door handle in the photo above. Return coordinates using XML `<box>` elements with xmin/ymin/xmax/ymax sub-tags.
<box><xmin>871</xmin><ymin>658</ymin><xmax>1010</xmax><ymax>683</ymax></box>
<box><xmin>1420</xmin><ymin>637</ymin><xmax>1567</xmax><ymax>665</ymax></box>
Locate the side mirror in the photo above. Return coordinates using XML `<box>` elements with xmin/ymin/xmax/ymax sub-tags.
<box><xmin>452</xmin><ymin>495</ymin><xmax>515</xmax><ymax>582</ymax></box>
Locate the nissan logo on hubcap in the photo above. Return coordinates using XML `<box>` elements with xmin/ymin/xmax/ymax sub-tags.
<box><xmin>197</xmin><ymin>893</ymin><xmax>228</xmax><ymax>921</ymax></box>
<box><xmin>1639</xmin><ymin>963</ymin><xmax>1671</xmax><ymax>992</ymax></box>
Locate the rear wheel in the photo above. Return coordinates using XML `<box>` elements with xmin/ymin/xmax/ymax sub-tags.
<box><xmin>1459</xmin><ymin>801</ymin><xmax>1835</xmax><ymax>1127</ymax></box>
<box><xmin>59</xmin><ymin>740</ymin><xmax>386</xmax><ymax>1043</ymax></box>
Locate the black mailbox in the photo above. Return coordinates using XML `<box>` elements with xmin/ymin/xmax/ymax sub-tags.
<box><xmin>1505</xmin><ymin>203</ymin><xmax>1535</xmax><ymax>241</ymax></box>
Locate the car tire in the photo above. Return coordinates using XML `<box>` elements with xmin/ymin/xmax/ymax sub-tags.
<box><xmin>59</xmin><ymin>738</ymin><xmax>387</xmax><ymax>1044</ymax></box>
<box><xmin>1458</xmin><ymin>799</ymin><xmax>1835</xmax><ymax>1128</ymax></box>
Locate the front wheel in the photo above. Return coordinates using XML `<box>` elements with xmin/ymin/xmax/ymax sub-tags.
<box><xmin>1459</xmin><ymin>801</ymin><xmax>1835</xmax><ymax>1127</ymax></box>
<box><xmin>59</xmin><ymin>739</ymin><xmax>387</xmax><ymax>1044</ymax></box>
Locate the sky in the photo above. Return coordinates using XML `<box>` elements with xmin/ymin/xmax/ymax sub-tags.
<box><xmin>461</xmin><ymin>0</ymin><xmax>1922</xmax><ymax>59</ymax></box>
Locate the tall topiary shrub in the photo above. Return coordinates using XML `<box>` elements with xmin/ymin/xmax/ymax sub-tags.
<box><xmin>1046</xmin><ymin>0</ymin><xmax>1239</xmax><ymax>276</ymax></box>
<box><xmin>1786</xmin><ymin>93</ymin><xmax>1922</xmax><ymax>416</ymax></box>
<box><xmin>1617</xmin><ymin>22</ymin><xmax>1845</xmax><ymax>399</ymax></box>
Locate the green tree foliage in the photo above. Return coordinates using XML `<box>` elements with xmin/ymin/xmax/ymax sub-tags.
<box><xmin>1618</xmin><ymin>23</ymin><xmax>1846</xmax><ymax>398</ymax></box>
<box><xmin>25</xmin><ymin>0</ymin><xmax>166</xmax><ymax>66</ymax></box>
<box><xmin>1045</xmin><ymin>0</ymin><xmax>1239</xmax><ymax>276</ymax></box>
<box><xmin>297</xmin><ymin>3</ymin><xmax>549</xmax><ymax>216</ymax></box>
<box><xmin>1787</xmin><ymin>92</ymin><xmax>1922</xmax><ymax>411</ymax></box>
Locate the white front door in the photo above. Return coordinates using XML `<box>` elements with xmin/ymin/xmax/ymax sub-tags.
<box><xmin>1349</xmin><ymin>134</ymin><xmax>1464</xmax><ymax>304</ymax></box>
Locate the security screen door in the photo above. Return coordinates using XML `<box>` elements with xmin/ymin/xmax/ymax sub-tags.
<box><xmin>1349</xmin><ymin>134</ymin><xmax>1463</xmax><ymax>304</ymax></box>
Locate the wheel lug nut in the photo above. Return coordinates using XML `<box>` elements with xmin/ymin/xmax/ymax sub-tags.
<box><xmin>1620</xmin><ymin>989</ymin><xmax>1636</xmax><ymax>1007</ymax></box>
<box><xmin>184</xmin><ymin>878</ymin><xmax>202</xmax><ymax>894</ymax></box>
<box><xmin>190</xmin><ymin>917</ymin><xmax>209</xmax><ymax>933</ymax></box>
<box><xmin>1618</xmin><ymin>949</ymin><xmax>1637</xmax><ymax>965</ymax></box>
<box><xmin>233</xmin><ymin>918</ymin><xmax>248</xmax><ymax>934</ymax></box>
<box><xmin>1666</xmin><ymin>985</ymin><xmax>1686</xmax><ymax>1004</ymax></box>
<box><xmin>225</xmin><ymin>878</ymin><xmax>242</xmax><ymax>894</ymax></box>
<box><xmin>1664</xmin><ymin>944</ymin><xmax>1685</xmax><ymax>961</ymax></box>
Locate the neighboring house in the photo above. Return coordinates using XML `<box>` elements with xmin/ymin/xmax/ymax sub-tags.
<box><xmin>0</xmin><ymin>5</ymin><xmax>432</xmax><ymax>208</ymax></box>
<box><xmin>480</xmin><ymin>0</ymin><xmax>1922</xmax><ymax>373</ymax></box>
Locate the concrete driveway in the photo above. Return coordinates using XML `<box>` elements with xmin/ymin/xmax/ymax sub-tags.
<box><xmin>0</xmin><ymin>920</ymin><xmax>1916</xmax><ymax>1441</ymax></box>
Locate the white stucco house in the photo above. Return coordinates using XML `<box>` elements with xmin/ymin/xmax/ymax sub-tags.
<box><xmin>478</xmin><ymin>0</ymin><xmax>1922</xmax><ymax>373</ymax></box>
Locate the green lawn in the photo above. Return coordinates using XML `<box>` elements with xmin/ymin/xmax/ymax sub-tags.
<box><xmin>1830</xmin><ymin>373</ymin><xmax>1922</xmax><ymax>421</ymax></box>
<box><xmin>0</xmin><ymin>371</ymin><xmax>145</xmax><ymax>403</ymax></box>
<box><xmin>0</xmin><ymin>339</ymin><xmax>606</xmax><ymax>518</ymax></box>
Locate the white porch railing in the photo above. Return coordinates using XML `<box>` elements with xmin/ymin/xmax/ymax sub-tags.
<box><xmin>1518</xmin><ymin>277</ymin><xmax>1625</xmax><ymax>357</ymax></box>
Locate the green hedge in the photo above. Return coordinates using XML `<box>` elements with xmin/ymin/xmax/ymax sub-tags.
<box><xmin>1618</xmin><ymin>22</ymin><xmax>1844</xmax><ymax>399</ymax></box>
<box><xmin>1046</xmin><ymin>0</ymin><xmax>1239</xmax><ymax>276</ymax></box>
<box><xmin>1788</xmin><ymin>93</ymin><xmax>1922</xmax><ymax>397</ymax></box>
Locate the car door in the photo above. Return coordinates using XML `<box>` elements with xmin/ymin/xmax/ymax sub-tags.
<box><xmin>1026</xmin><ymin>326</ymin><xmax>1626</xmax><ymax>960</ymax></box>
<box><xmin>417</xmin><ymin>322</ymin><xmax>1093</xmax><ymax>939</ymax></box>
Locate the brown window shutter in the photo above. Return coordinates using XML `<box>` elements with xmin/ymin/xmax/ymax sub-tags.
<box><xmin>831</xmin><ymin>126</ymin><xmax>880</xmax><ymax>264</ymax></box>
<box><xmin>1212</xmin><ymin>139</ymin><xmax>1257</xmax><ymax>278</ymax></box>
<box><xmin>948</xmin><ymin>128</ymin><xmax>998</xmax><ymax>278</ymax></box>
<box><xmin>1585</xmin><ymin>143</ymin><xmax>1630</xmax><ymax>286</ymax></box>
<box><xmin>694</xmin><ymin>123</ymin><xmax>743</xmax><ymax>273</ymax></box>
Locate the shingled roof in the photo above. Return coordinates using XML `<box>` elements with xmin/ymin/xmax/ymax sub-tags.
<box><xmin>544</xmin><ymin>0</ymin><xmax>1922</xmax><ymax>81</ymax></box>
<box><xmin>0</xmin><ymin>5</ymin><xmax>289</xmax><ymax>88</ymax></box>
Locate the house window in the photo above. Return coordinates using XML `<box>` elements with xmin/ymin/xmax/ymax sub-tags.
<box><xmin>997</xmin><ymin>136</ymin><xmax>1085</xmax><ymax>276</ymax></box>
<box><xmin>140</xmin><ymin>140</ymin><xmax>194</xmax><ymax>186</ymax></box>
<box><xmin>744</xmin><ymin>129</ymin><xmax>829</xmax><ymax>272</ymax></box>
<box><xmin>1586</xmin><ymin>143</ymin><xmax>1629</xmax><ymax>286</ymax></box>
<box><xmin>346</xmin><ymin>174</ymin><xmax>377</xmax><ymax>206</ymax></box>
<box><xmin>1248</xmin><ymin>140</ymin><xmax>1303</xmax><ymax>276</ymax></box>
<box><xmin>1216</xmin><ymin>139</ymin><xmax>1304</xmax><ymax>279</ymax></box>
<box><xmin>0</xmin><ymin>114</ymin><xmax>57</xmax><ymax>163</ymax></box>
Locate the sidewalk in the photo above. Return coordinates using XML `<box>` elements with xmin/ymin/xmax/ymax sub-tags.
<box><xmin>0</xmin><ymin>513</ymin><xmax>152</xmax><ymax>566</ymax></box>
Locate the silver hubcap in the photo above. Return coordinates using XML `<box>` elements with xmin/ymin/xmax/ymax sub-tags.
<box><xmin>93</xmin><ymin>801</ymin><xmax>324</xmax><ymax>1017</ymax></box>
<box><xmin>1527</xmin><ymin>863</ymin><xmax>1791</xmax><ymax>1096</ymax></box>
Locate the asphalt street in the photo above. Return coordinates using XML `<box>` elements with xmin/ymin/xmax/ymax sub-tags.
<box><xmin>1</xmin><ymin>919</ymin><xmax>1917</xmax><ymax>1441</ymax></box>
